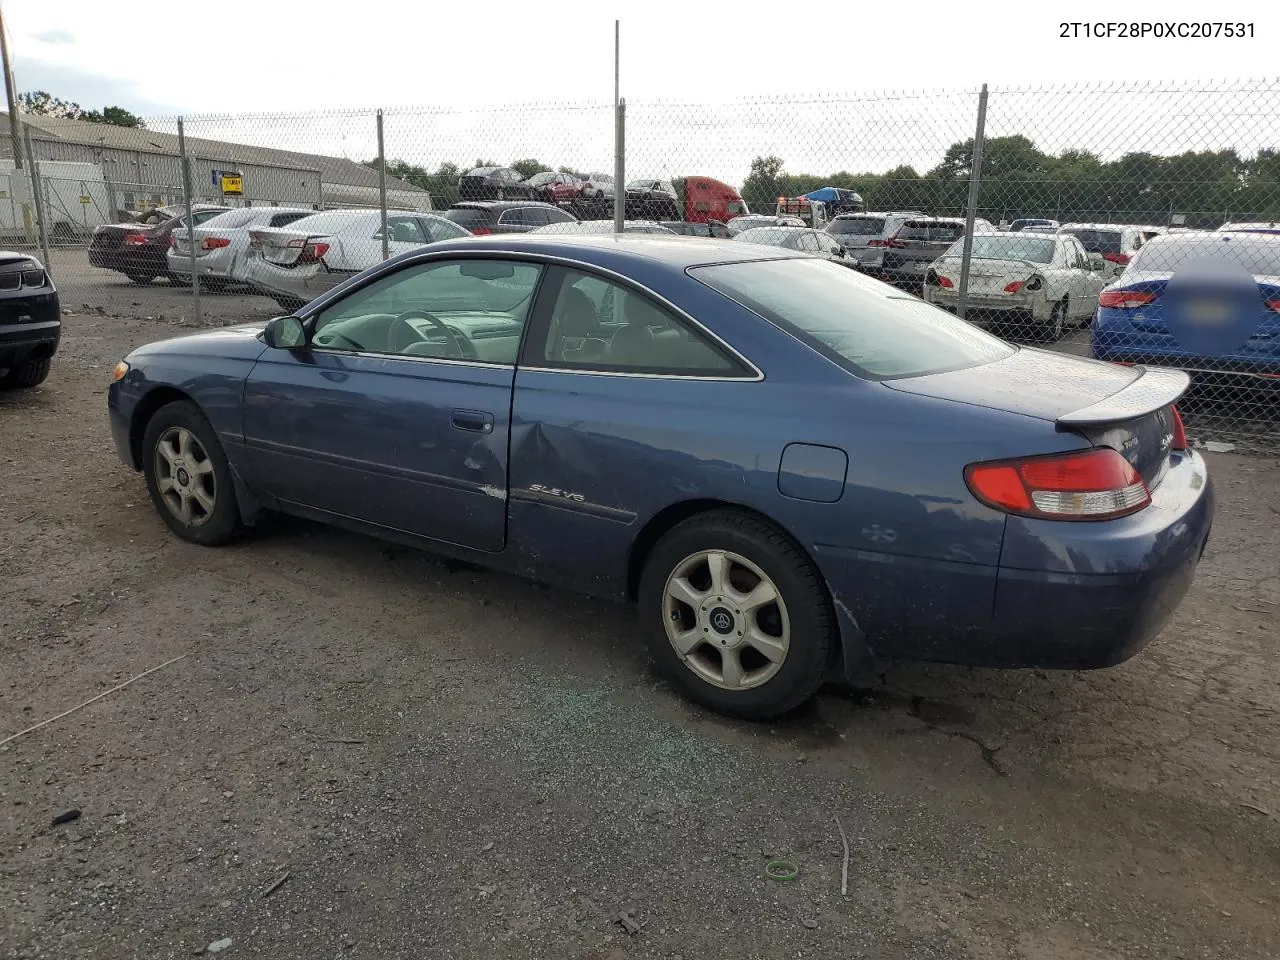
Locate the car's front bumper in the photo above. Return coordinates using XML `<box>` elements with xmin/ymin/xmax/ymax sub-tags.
<box><xmin>814</xmin><ymin>448</ymin><xmax>1214</xmax><ymax>670</ymax></box>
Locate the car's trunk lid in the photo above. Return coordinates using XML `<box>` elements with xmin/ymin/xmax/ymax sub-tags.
<box><xmin>885</xmin><ymin>348</ymin><xmax>1189</xmax><ymax>487</ymax></box>
<box><xmin>248</xmin><ymin>226</ymin><xmax>335</xmax><ymax>267</ymax></box>
<box><xmin>90</xmin><ymin>223</ymin><xmax>147</xmax><ymax>250</ymax></box>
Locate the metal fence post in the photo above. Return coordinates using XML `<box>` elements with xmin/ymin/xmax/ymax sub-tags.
<box><xmin>956</xmin><ymin>83</ymin><xmax>988</xmax><ymax>323</ymax></box>
<box><xmin>22</xmin><ymin>126</ymin><xmax>52</xmax><ymax>280</ymax></box>
<box><xmin>376</xmin><ymin>109</ymin><xmax>389</xmax><ymax>261</ymax></box>
<box><xmin>177</xmin><ymin>117</ymin><xmax>203</xmax><ymax>325</ymax></box>
<box><xmin>613</xmin><ymin>99</ymin><xmax>625</xmax><ymax>234</ymax></box>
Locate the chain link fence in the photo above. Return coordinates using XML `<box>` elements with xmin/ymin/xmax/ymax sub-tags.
<box><xmin>6</xmin><ymin>79</ymin><xmax>1280</xmax><ymax>444</ymax></box>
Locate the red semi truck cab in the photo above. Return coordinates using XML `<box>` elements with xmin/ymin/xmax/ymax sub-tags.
<box><xmin>671</xmin><ymin>176</ymin><xmax>749</xmax><ymax>225</ymax></box>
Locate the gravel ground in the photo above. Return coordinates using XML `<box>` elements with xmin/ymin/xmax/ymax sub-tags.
<box><xmin>1</xmin><ymin>253</ymin><xmax>1278</xmax><ymax>959</ymax></box>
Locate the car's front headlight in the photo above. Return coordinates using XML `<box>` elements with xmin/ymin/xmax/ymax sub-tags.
<box><xmin>111</xmin><ymin>360</ymin><xmax>130</xmax><ymax>383</ymax></box>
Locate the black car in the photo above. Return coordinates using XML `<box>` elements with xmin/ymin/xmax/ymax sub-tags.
<box><xmin>442</xmin><ymin>201</ymin><xmax>576</xmax><ymax>235</ymax></box>
<box><xmin>661</xmin><ymin>220</ymin><xmax>731</xmax><ymax>239</ymax></box>
<box><xmin>0</xmin><ymin>253</ymin><xmax>60</xmax><ymax>389</ymax></box>
<box><xmin>458</xmin><ymin>167</ymin><xmax>537</xmax><ymax>201</ymax></box>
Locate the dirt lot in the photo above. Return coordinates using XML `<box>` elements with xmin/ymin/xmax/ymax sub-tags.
<box><xmin>1</xmin><ymin>257</ymin><xmax>1279</xmax><ymax>960</ymax></box>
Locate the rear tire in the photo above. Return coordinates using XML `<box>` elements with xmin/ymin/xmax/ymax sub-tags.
<box><xmin>1</xmin><ymin>357</ymin><xmax>52</xmax><ymax>389</ymax></box>
<box><xmin>126</xmin><ymin>271</ymin><xmax>157</xmax><ymax>285</ymax></box>
<box><xmin>141</xmin><ymin>400</ymin><xmax>242</xmax><ymax>546</ymax></box>
<box><xmin>637</xmin><ymin>510</ymin><xmax>834</xmax><ymax>720</ymax></box>
<box><xmin>1043</xmin><ymin>298</ymin><xmax>1067</xmax><ymax>342</ymax></box>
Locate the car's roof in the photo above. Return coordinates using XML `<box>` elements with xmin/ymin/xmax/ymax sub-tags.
<box><xmin>451</xmin><ymin>200</ymin><xmax>561</xmax><ymax>211</ymax></box>
<box><xmin>418</xmin><ymin>232</ymin><xmax>808</xmax><ymax>269</ymax></box>
<box><xmin>1059</xmin><ymin>223</ymin><xmax>1134</xmax><ymax>232</ymax></box>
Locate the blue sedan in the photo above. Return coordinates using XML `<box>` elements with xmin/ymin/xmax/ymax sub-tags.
<box><xmin>1092</xmin><ymin>230</ymin><xmax>1280</xmax><ymax>379</ymax></box>
<box><xmin>108</xmin><ymin>235</ymin><xmax>1214</xmax><ymax>719</ymax></box>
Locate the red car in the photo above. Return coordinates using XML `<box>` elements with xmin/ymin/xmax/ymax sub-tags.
<box><xmin>522</xmin><ymin>171</ymin><xmax>584</xmax><ymax>205</ymax></box>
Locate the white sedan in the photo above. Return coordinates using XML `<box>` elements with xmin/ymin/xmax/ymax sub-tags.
<box><xmin>921</xmin><ymin>232</ymin><xmax>1107</xmax><ymax>341</ymax></box>
<box><xmin>244</xmin><ymin>209</ymin><xmax>470</xmax><ymax>312</ymax></box>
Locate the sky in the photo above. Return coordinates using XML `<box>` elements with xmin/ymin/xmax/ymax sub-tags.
<box><xmin>5</xmin><ymin>2</ymin><xmax>1279</xmax><ymax>185</ymax></box>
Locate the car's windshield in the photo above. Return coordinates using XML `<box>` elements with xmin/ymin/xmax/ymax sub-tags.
<box><xmin>736</xmin><ymin>228</ymin><xmax>803</xmax><ymax>248</ymax></box>
<box><xmin>943</xmin><ymin>234</ymin><xmax>1056</xmax><ymax>263</ymax></box>
<box><xmin>828</xmin><ymin>217</ymin><xmax>885</xmax><ymax>237</ymax></box>
<box><xmin>1127</xmin><ymin>234</ymin><xmax>1280</xmax><ymax>276</ymax></box>
<box><xmin>442</xmin><ymin>208</ymin><xmax>495</xmax><ymax>229</ymax></box>
<box><xmin>524</xmin><ymin>172</ymin><xmax>556</xmax><ymax>186</ymax></box>
<box><xmin>691</xmin><ymin>258</ymin><xmax>1014</xmax><ymax>380</ymax></box>
<box><xmin>198</xmin><ymin>208</ymin><xmax>260</xmax><ymax>230</ymax></box>
<box><xmin>282</xmin><ymin>210</ymin><xmax>372</xmax><ymax>234</ymax></box>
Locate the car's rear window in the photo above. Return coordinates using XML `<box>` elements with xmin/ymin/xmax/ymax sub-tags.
<box><xmin>945</xmin><ymin>234</ymin><xmax>1056</xmax><ymax>264</ymax></box>
<box><xmin>899</xmin><ymin>221</ymin><xmax>965</xmax><ymax>242</ymax></box>
<box><xmin>828</xmin><ymin>217</ymin><xmax>885</xmax><ymax>236</ymax></box>
<box><xmin>200</xmin><ymin>208</ymin><xmax>259</xmax><ymax>230</ymax></box>
<box><xmin>1128</xmin><ymin>235</ymin><xmax>1280</xmax><ymax>276</ymax></box>
<box><xmin>443</xmin><ymin>208</ymin><xmax>496</xmax><ymax>228</ymax></box>
<box><xmin>691</xmin><ymin>258</ymin><xmax>1014</xmax><ymax>380</ymax></box>
<box><xmin>1061</xmin><ymin>228</ymin><xmax>1123</xmax><ymax>253</ymax></box>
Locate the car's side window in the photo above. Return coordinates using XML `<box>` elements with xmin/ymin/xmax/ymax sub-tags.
<box><xmin>310</xmin><ymin>259</ymin><xmax>542</xmax><ymax>364</ymax></box>
<box><xmin>498</xmin><ymin>209</ymin><xmax>525</xmax><ymax>226</ymax></box>
<box><xmin>539</xmin><ymin>269</ymin><xmax>746</xmax><ymax>376</ymax></box>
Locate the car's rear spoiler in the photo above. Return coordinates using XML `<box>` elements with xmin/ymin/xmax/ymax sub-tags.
<box><xmin>1056</xmin><ymin>366</ymin><xmax>1190</xmax><ymax>427</ymax></box>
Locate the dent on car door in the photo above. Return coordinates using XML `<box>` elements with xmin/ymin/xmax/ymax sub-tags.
<box><xmin>508</xmin><ymin>266</ymin><xmax>761</xmax><ymax>594</ymax></box>
<box><xmin>242</xmin><ymin>256</ymin><xmax>543</xmax><ymax>552</ymax></box>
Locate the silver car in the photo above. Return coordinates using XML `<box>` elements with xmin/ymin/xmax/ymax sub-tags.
<box><xmin>733</xmin><ymin>226</ymin><xmax>854</xmax><ymax>266</ymax></box>
<box><xmin>530</xmin><ymin>219</ymin><xmax>675</xmax><ymax>235</ymax></box>
<box><xmin>244</xmin><ymin>209</ymin><xmax>470</xmax><ymax>311</ymax></box>
<box><xmin>825</xmin><ymin>212</ymin><xmax>923</xmax><ymax>270</ymax></box>
<box><xmin>167</xmin><ymin>206</ymin><xmax>314</xmax><ymax>290</ymax></box>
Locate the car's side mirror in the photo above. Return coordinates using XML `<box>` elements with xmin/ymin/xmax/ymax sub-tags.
<box><xmin>262</xmin><ymin>315</ymin><xmax>307</xmax><ymax>349</ymax></box>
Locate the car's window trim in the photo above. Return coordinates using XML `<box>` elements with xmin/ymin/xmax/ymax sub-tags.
<box><xmin>521</xmin><ymin>265</ymin><xmax>756</xmax><ymax>380</ymax></box>
<box><xmin>293</xmin><ymin>248</ymin><xmax>763</xmax><ymax>381</ymax></box>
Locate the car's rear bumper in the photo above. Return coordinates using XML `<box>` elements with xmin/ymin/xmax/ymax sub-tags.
<box><xmin>815</xmin><ymin>449</ymin><xmax>1213</xmax><ymax>671</ymax></box>
<box><xmin>166</xmin><ymin>247</ymin><xmax>237</xmax><ymax>281</ymax></box>
<box><xmin>242</xmin><ymin>259</ymin><xmax>344</xmax><ymax>303</ymax></box>
<box><xmin>1091</xmin><ymin>334</ymin><xmax>1280</xmax><ymax>380</ymax></box>
<box><xmin>923</xmin><ymin>288</ymin><xmax>1053</xmax><ymax>321</ymax></box>
<box><xmin>88</xmin><ymin>247</ymin><xmax>166</xmax><ymax>274</ymax></box>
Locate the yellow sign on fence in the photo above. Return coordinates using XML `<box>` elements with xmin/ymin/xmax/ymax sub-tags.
<box><xmin>80</xmin><ymin>195</ymin><xmax>92</xmax><ymax>204</ymax></box>
<box><xmin>220</xmin><ymin>174</ymin><xmax>243</xmax><ymax>196</ymax></box>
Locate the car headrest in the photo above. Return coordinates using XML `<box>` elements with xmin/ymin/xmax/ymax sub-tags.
<box><xmin>557</xmin><ymin>287</ymin><xmax>600</xmax><ymax>337</ymax></box>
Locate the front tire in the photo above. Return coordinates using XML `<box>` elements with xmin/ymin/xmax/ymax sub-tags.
<box><xmin>638</xmin><ymin>511</ymin><xmax>834</xmax><ymax>719</ymax></box>
<box><xmin>142</xmin><ymin>401</ymin><xmax>242</xmax><ymax>546</ymax></box>
<box><xmin>1</xmin><ymin>357</ymin><xmax>52</xmax><ymax>389</ymax></box>
<box><xmin>125</xmin><ymin>271</ymin><xmax>157</xmax><ymax>285</ymax></box>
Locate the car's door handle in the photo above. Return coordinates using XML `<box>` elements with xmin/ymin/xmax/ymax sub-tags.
<box><xmin>451</xmin><ymin>409</ymin><xmax>494</xmax><ymax>433</ymax></box>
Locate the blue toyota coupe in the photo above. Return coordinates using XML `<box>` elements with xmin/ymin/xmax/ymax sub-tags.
<box><xmin>108</xmin><ymin>235</ymin><xmax>1214</xmax><ymax>719</ymax></box>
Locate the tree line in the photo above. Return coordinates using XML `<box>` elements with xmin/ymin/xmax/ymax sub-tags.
<box><xmin>370</xmin><ymin>137</ymin><xmax>1280</xmax><ymax>228</ymax></box>
<box><xmin>19</xmin><ymin>91</ymin><xmax>145</xmax><ymax>128</ymax></box>
<box><xmin>741</xmin><ymin>137</ymin><xmax>1280</xmax><ymax>227</ymax></box>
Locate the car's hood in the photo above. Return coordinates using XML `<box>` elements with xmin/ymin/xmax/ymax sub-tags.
<box><xmin>128</xmin><ymin>322</ymin><xmax>268</xmax><ymax>362</ymax></box>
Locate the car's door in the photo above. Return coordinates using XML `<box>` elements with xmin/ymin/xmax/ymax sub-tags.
<box><xmin>241</xmin><ymin>256</ymin><xmax>544</xmax><ymax>551</ymax></box>
<box><xmin>1063</xmin><ymin>237</ymin><xmax>1099</xmax><ymax>316</ymax></box>
<box><xmin>507</xmin><ymin>266</ymin><xmax>759</xmax><ymax>588</ymax></box>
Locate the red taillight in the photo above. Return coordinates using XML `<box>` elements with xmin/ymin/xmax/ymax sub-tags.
<box><xmin>287</xmin><ymin>238</ymin><xmax>330</xmax><ymax>263</ymax></box>
<box><xmin>1004</xmin><ymin>280</ymin><xmax>1024</xmax><ymax>294</ymax></box>
<box><xmin>938</xmin><ymin>276</ymin><xmax>954</xmax><ymax>288</ymax></box>
<box><xmin>1266</xmin><ymin>298</ymin><xmax>1280</xmax><ymax>313</ymax></box>
<box><xmin>201</xmin><ymin>236</ymin><xmax>231</xmax><ymax>250</ymax></box>
<box><xmin>123</xmin><ymin>232</ymin><xmax>148</xmax><ymax>246</ymax></box>
<box><xmin>469</xmin><ymin>226</ymin><xmax>493</xmax><ymax>236</ymax></box>
<box><xmin>884</xmin><ymin>236</ymin><xmax>906</xmax><ymax>249</ymax></box>
<box><xmin>965</xmin><ymin>448</ymin><xmax>1151</xmax><ymax>521</ymax></box>
<box><xmin>1102</xmin><ymin>252</ymin><xmax>1131</xmax><ymax>265</ymax></box>
<box><xmin>1170</xmin><ymin>405</ymin><xmax>1187</xmax><ymax>451</ymax></box>
<box><xmin>1099</xmin><ymin>289</ymin><xmax>1156</xmax><ymax>309</ymax></box>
